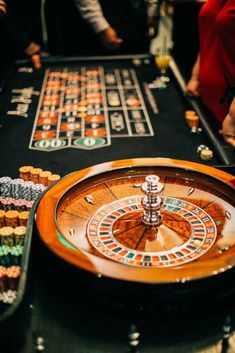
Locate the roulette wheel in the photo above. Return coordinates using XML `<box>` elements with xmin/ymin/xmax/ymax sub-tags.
<box><xmin>35</xmin><ymin>158</ymin><xmax>235</xmax><ymax>307</ymax></box>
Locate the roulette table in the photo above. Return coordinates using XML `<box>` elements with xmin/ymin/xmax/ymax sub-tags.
<box><xmin>0</xmin><ymin>55</ymin><xmax>234</xmax><ymax>353</ymax></box>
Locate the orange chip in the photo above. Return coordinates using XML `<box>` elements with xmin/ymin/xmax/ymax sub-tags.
<box><xmin>32</xmin><ymin>54</ymin><xmax>42</xmax><ymax>70</ymax></box>
<box><xmin>19</xmin><ymin>211</ymin><xmax>30</xmax><ymax>226</ymax></box>
<box><xmin>19</xmin><ymin>166</ymin><xmax>33</xmax><ymax>181</ymax></box>
<box><xmin>0</xmin><ymin>210</ymin><xmax>5</xmax><ymax>227</ymax></box>
<box><xmin>48</xmin><ymin>174</ymin><xmax>61</xmax><ymax>185</ymax></box>
<box><xmin>185</xmin><ymin>115</ymin><xmax>199</xmax><ymax>128</ymax></box>
<box><xmin>30</xmin><ymin>168</ymin><xmax>43</xmax><ymax>183</ymax></box>
<box><xmin>39</xmin><ymin>171</ymin><xmax>52</xmax><ymax>186</ymax></box>
<box><xmin>185</xmin><ymin>110</ymin><xmax>197</xmax><ymax>117</ymax></box>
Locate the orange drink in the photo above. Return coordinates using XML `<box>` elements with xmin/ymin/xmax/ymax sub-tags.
<box><xmin>155</xmin><ymin>55</ymin><xmax>171</xmax><ymax>70</ymax></box>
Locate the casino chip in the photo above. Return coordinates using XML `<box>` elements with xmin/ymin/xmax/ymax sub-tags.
<box><xmin>200</xmin><ymin>149</ymin><xmax>213</xmax><ymax>160</ymax></box>
<box><xmin>144</xmin><ymin>59</ymin><xmax>150</xmax><ymax>65</ymax></box>
<box><xmin>197</xmin><ymin>144</ymin><xmax>209</xmax><ymax>153</ymax></box>
<box><xmin>132</xmin><ymin>59</ymin><xmax>142</xmax><ymax>67</ymax></box>
<box><xmin>197</xmin><ymin>144</ymin><xmax>213</xmax><ymax>160</ymax></box>
<box><xmin>31</xmin><ymin>54</ymin><xmax>42</xmax><ymax>70</ymax></box>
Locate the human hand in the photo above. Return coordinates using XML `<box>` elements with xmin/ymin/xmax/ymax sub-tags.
<box><xmin>0</xmin><ymin>0</ymin><xmax>6</xmax><ymax>17</ymax></box>
<box><xmin>25</xmin><ymin>42</ymin><xmax>41</xmax><ymax>57</ymax></box>
<box><xmin>219</xmin><ymin>103</ymin><xmax>235</xmax><ymax>147</ymax></box>
<box><xmin>186</xmin><ymin>77</ymin><xmax>201</xmax><ymax>97</ymax></box>
<box><xmin>99</xmin><ymin>27</ymin><xmax>123</xmax><ymax>52</ymax></box>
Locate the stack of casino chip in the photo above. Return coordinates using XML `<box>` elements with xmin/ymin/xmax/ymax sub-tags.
<box><xmin>19</xmin><ymin>166</ymin><xmax>33</xmax><ymax>181</ymax></box>
<box><xmin>0</xmin><ymin>177</ymin><xmax>12</xmax><ymax>198</ymax></box>
<box><xmin>197</xmin><ymin>144</ymin><xmax>214</xmax><ymax>161</ymax></box>
<box><xmin>0</xmin><ymin>266</ymin><xmax>20</xmax><ymax>304</ymax></box>
<box><xmin>0</xmin><ymin>208</ymin><xmax>28</xmax><ymax>274</ymax></box>
<box><xmin>0</xmin><ymin>226</ymin><xmax>27</xmax><ymax>247</ymax></box>
<box><xmin>0</xmin><ymin>167</ymin><xmax>60</xmax><ymax>305</ymax></box>
<box><xmin>19</xmin><ymin>212</ymin><xmax>30</xmax><ymax>226</ymax></box>
<box><xmin>200</xmin><ymin>149</ymin><xmax>213</xmax><ymax>160</ymax></box>
<box><xmin>0</xmin><ymin>176</ymin><xmax>46</xmax><ymax>201</ymax></box>
<box><xmin>0</xmin><ymin>210</ymin><xmax>5</xmax><ymax>227</ymax></box>
<box><xmin>0</xmin><ymin>227</ymin><xmax>14</xmax><ymax>247</ymax></box>
<box><xmin>48</xmin><ymin>174</ymin><xmax>61</xmax><ymax>186</ymax></box>
<box><xmin>31</xmin><ymin>54</ymin><xmax>42</xmax><ymax>70</ymax></box>
<box><xmin>30</xmin><ymin>168</ymin><xmax>42</xmax><ymax>184</ymax></box>
<box><xmin>0</xmin><ymin>181</ymin><xmax>35</xmax><ymax>304</ymax></box>
<box><xmin>38</xmin><ymin>170</ymin><xmax>60</xmax><ymax>186</ymax></box>
<box><xmin>39</xmin><ymin>171</ymin><xmax>52</xmax><ymax>186</ymax></box>
<box><xmin>185</xmin><ymin>110</ymin><xmax>200</xmax><ymax>133</ymax></box>
<box><xmin>0</xmin><ymin>197</ymin><xmax>33</xmax><ymax>212</ymax></box>
<box><xmin>5</xmin><ymin>210</ymin><xmax>20</xmax><ymax>228</ymax></box>
<box><xmin>14</xmin><ymin>226</ymin><xmax>27</xmax><ymax>246</ymax></box>
<box><xmin>0</xmin><ymin>245</ymin><xmax>23</xmax><ymax>266</ymax></box>
<box><xmin>19</xmin><ymin>165</ymin><xmax>61</xmax><ymax>187</ymax></box>
<box><xmin>0</xmin><ymin>210</ymin><xmax>29</xmax><ymax>229</ymax></box>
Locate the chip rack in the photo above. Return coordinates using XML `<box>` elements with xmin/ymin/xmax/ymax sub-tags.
<box><xmin>0</xmin><ymin>176</ymin><xmax>47</xmax><ymax>353</ymax></box>
<box><xmin>0</xmin><ymin>201</ymin><xmax>35</xmax><ymax>352</ymax></box>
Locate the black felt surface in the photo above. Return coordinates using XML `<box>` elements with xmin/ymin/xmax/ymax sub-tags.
<box><xmin>0</xmin><ymin>56</ymin><xmax>223</xmax><ymax>179</ymax></box>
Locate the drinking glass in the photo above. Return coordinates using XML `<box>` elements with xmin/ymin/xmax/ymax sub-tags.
<box><xmin>154</xmin><ymin>54</ymin><xmax>171</xmax><ymax>83</ymax></box>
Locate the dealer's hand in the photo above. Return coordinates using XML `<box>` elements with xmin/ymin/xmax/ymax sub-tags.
<box><xmin>99</xmin><ymin>26</ymin><xmax>123</xmax><ymax>52</ymax></box>
<box><xmin>25</xmin><ymin>42</ymin><xmax>41</xmax><ymax>57</ymax></box>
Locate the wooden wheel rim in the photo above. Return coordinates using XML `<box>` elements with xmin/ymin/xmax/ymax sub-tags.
<box><xmin>35</xmin><ymin>158</ymin><xmax>235</xmax><ymax>284</ymax></box>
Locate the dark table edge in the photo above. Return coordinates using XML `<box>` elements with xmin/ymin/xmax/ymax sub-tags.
<box><xmin>169</xmin><ymin>59</ymin><xmax>232</xmax><ymax>165</ymax></box>
<box><xmin>16</xmin><ymin>53</ymin><xmax>151</xmax><ymax>65</ymax></box>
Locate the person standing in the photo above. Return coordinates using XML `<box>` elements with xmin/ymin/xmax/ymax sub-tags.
<box><xmin>0</xmin><ymin>0</ymin><xmax>42</xmax><ymax>65</ymax></box>
<box><xmin>186</xmin><ymin>0</ymin><xmax>235</xmax><ymax>147</ymax></box>
<box><xmin>74</xmin><ymin>0</ymin><xmax>161</xmax><ymax>54</ymax></box>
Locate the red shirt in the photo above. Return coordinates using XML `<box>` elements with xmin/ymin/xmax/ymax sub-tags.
<box><xmin>199</xmin><ymin>0</ymin><xmax>235</xmax><ymax>122</ymax></box>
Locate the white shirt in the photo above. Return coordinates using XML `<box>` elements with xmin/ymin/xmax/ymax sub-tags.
<box><xmin>74</xmin><ymin>0</ymin><xmax>159</xmax><ymax>34</ymax></box>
